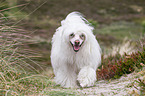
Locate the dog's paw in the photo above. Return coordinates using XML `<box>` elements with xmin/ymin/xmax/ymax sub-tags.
<box><xmin>77</xmin><ymin>67</ymin><xmax>96</xmax><ymax>87</ymax></box>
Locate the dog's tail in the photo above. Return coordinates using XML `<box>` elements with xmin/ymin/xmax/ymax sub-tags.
<box><xmin>61</xmin><ymin>12</ymin><xmax>90</xmax><ymax>26</ymax></box>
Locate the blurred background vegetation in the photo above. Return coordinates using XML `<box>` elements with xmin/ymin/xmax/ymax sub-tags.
<box><xmin>0</xmin><ymin>0</ymin><xmax>145</xmax><ymax>95</ymax></box>
<box><xmin>1</xmin><ymin>0</ymin><xmax>145</xmax><ymax>66</ymax></box>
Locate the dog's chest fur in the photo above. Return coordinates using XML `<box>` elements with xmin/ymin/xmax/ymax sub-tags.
<box><xmin>64</xmin><ymin>49</ymin><xmax>90</xmax><ymax>71</ymax></box>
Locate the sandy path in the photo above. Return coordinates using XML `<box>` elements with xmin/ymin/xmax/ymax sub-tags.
<box><xmin>76</xmin><ymin>73</ymin><xmax>140</xmax><ymax>96</ymax></box>
<box><xmin>49</xmin><ymin>71</ymin><xmax>143</xmax><ymax>96</ymax></box>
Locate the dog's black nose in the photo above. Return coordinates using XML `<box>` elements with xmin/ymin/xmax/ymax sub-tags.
<box><xmin>75</xmin><ymin>40</ymin><xmax>80</xmax><ymax>45</ymax></box>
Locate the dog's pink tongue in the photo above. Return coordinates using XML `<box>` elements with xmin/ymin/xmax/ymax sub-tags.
<box><xmin>74</xmin><ymin>45</ymin><xmax>80</xmax><ymax>51</ymax></box>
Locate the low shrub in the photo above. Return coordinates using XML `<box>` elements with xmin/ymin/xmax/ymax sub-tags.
<box><xmin>97</xmin><ymin>48</ymin><xmax>145</xmax><ymax>80</ymax></box>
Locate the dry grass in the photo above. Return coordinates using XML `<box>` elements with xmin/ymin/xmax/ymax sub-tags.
<box><xmin>0</xmin><ymin>16</ymin><xmax>55</xmax><ymax>95</ymax></box>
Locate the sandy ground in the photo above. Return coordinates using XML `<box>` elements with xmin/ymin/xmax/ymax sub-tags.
<box><xmin>76</xmin><ymin>73</ymin><xmax>141</xmax><ymax>96</ymax></box>
<box><xmin>49</xmin><ymin>71</ymin><xmax>144</xmax><ymax>96</ymax></box>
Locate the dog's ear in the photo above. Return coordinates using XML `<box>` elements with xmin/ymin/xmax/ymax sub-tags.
<box><xmin>56</xmin><ymin>26</ymin><xmax>64</xmax><ymax>38</ymax></box>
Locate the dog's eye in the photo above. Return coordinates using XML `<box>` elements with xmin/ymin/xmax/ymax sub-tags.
<box><xmin>70</xmin><ymin>33</ymin><xmax>74</xmax><ymax>37</ymax></box>
<box><xmin>80</xmin><ymin>34</ymin><xmax>85</xmax><ymax>38</ymax></box>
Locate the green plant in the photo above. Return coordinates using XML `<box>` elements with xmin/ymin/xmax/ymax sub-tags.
<box><xmin>142</xmin><ymin>20</ymin><xmax>145</xmax><ymax>34</ymax></box>
<box><xmin>127</xmin><ymin>70</ymin><xmax>145</xmax><ymax>95</ymax></box>
<box><xmin>43</xmin><ymin>91</ymin><xmax>76</xmax><ymax>96</ymax></box>
<box><xmin>97</xmin><ymin>48</ymin><xmax>145</xmax><ymax>80</ymax></box>
<box><xmin>137</xmin><ymin>78</ymin><xmax>145</xmax><ymax>95</ymax></box>
<box><xmin>88</xmin><ymin>19</ymin><xmax>98</xmax><ymax>28</ymax></box>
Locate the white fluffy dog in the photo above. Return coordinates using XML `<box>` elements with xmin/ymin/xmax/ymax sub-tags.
<box><xmin>51</xmin><ymin>12</ymin><xmax>101</xmax><ymax>88</ymax></box>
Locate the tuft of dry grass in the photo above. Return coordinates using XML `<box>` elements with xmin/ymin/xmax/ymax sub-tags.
<box><xmin>0</xmin><ymin>16</ymin><xmax>55</xmax><ymax>95</ymax></box>
<box><xmin>103</xmin><ymin>38</ymin><xmax>137</xmax><ymax>58</ymax></box>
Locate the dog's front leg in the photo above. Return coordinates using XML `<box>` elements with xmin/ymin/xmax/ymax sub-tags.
<box><xmin>77</xmin><ymin>66</ymin><xmax>96</xmax><ymax>87</ymax></box>
<box><xmin>54</xmin><ymin>65</ymin><xmax>78</xmax><ymax>88</ymax></box>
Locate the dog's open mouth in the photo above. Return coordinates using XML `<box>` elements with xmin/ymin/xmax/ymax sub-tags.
<box><xmin>73</xmin><ymin>44</ymin><xmax>80</xmax><ymax>52</ymax></box>
<box><xmin>70</xmin><ymin>41</ymin><xmax>83</xmax><ymax>52</ymax></box>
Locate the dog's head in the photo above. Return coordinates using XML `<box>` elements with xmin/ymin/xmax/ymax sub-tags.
<box><xmin>60</xmin><ymin>12</ymin><xmax>94</xmax><ymax>52</ymax></box>
<box><xmin>69</xmin><ymin>32</ymin><xmax>86</xmax><ymax>52</ymax></box>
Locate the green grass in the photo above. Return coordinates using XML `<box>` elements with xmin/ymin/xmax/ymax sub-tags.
<box><xmin>40</xmin><ymin>90</ymin><xmax>77</xmax><ymax>96</ymax></box>
<box><xmin>95</xmin><ymin>21</ymin><xmax>143</xmax><ymax>55</ymax></box>
<box><xmin>95</xmin><ymin>21</ymin><xmax>143</xmax><ymax>41</ymax></box>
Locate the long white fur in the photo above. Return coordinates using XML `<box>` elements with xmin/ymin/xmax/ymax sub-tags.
<box><xmin>51</xmin><ymin>12</ymin><xmax>101</xmax><ymax>88</ymax></box>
